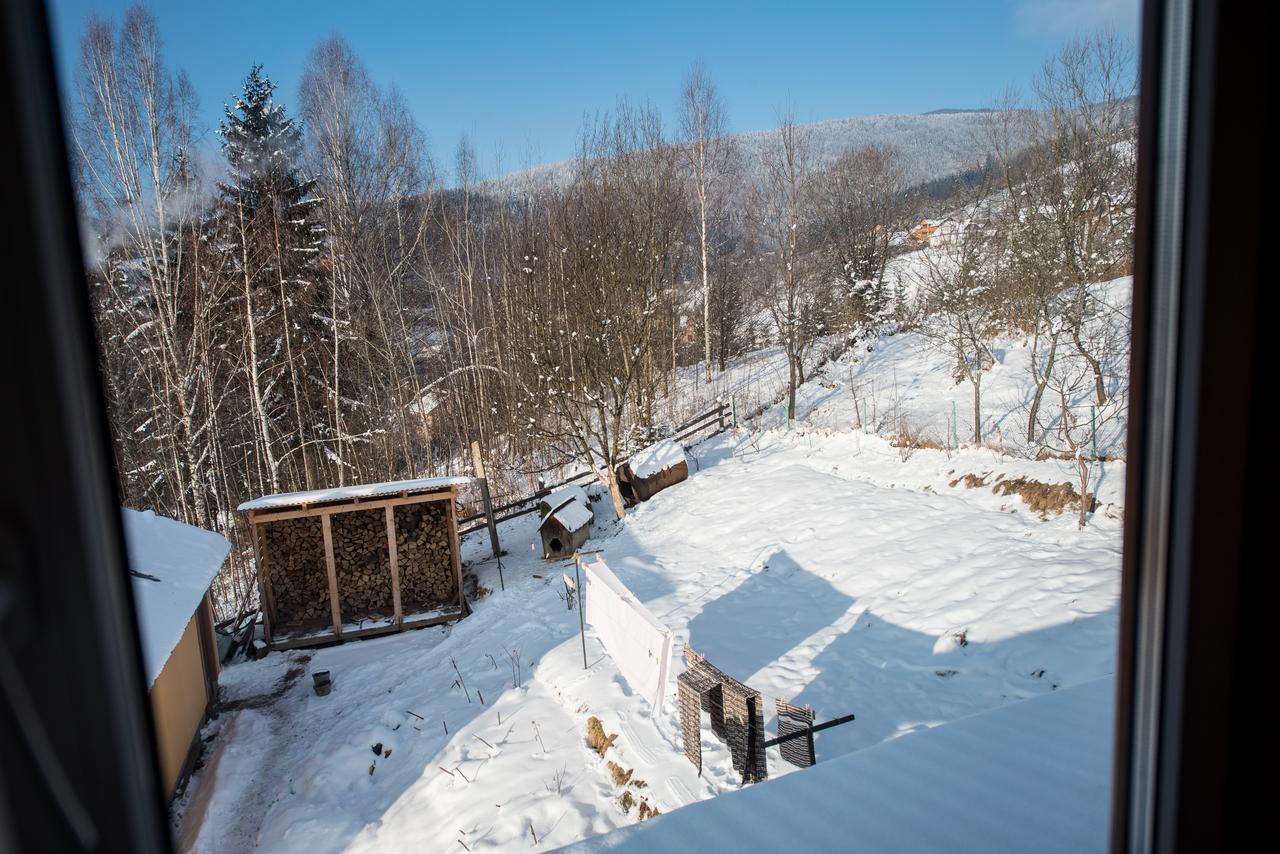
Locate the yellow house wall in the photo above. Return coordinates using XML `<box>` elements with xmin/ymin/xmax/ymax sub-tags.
<box><xmin>148</xmin><ymin>608</ymin><xmax>213</xmax><ymax>796</ymax></box>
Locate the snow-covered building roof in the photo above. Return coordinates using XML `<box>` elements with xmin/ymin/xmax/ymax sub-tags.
<box><xmin>629</xmin><ymin>439</ymin><xmax>688</xmax><ymax>479</ymax></box>
<box><xmin>238</xmin><ymin>476</ymin><xmax>470</xmax><ymax>511</ymax></box>
<box><xmin>560</xmin><ymin>677</ymin><xmax>1113</xmax><ymax>853</ymax></box>
<box><xmin>122</xmin><ymin>509</ymin><xmax>231</xmax><ymax>687</ymax></box>
<box><xmin>540</xmin><ymin>484</ymin><xmax>588</xmax><ymax>512</ymax></box>
<box><xmin>539</xmin><ymin>496</ymin><xmax>593</xmax><ymax>534</ymax></box>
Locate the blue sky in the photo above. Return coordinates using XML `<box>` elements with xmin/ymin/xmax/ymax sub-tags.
<box><xmin>46</xmin><ymin>0</ymin><xmax>1139</xmax><ymax>177</ymax></box>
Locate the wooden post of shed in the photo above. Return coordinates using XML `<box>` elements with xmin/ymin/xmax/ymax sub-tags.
<box><xmin>471</xmin><ymin>441</ymin><xmax>502</xmax><ymax>560</ymax></box>
<box><xmin>445</xmin><ymin>487</ymin><xmax>467</xmax><ymax>614</ymax></box>
<box><xmin>385</xmin><ymin>505</ymin><xmax>403</xmax><ymax>628</ymax></box>
<box><xmin>249</xmin><ymin>514</ymin><xmax>269</xmax><ymax>643</ymax></box>
<box><xmin>321</xmin><ymin>513</ymin><xmax>342</xmax><ymax>637</ymax></box>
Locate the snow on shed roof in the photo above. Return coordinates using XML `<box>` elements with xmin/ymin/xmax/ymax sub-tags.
<box><xmin>122</xmin><ymin>509</ymin><xmax>231</xmax><ymax>687</ymax></box>
<box><xmin>238</xmin><ymin>476</ymin><xmax>470</xmax><ymax>511</ymax></box>
<box><xmin>539</xmin><ymin>496</ymin><xmax>593</xmax><ymax>534</ymax></box>
<box><xmin>540</xmin><ymin>484</ymin><xmax>588</xmax><ymax>510</ymax></box>
<box><xmin>629</xmin><ymin>438</ymin><xmax>687</xmax><ymax>479</ymax></box>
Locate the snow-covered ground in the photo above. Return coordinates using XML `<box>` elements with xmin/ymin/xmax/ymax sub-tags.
<box><xmin>175</xmin><ymin>320</ymin><xmax>1124</xmax><ymax>852</ymax></box>
<box><xmin>561</xmin><ymin>677</ymin><xmax>1115</xmax><ymax>853</ymax></box>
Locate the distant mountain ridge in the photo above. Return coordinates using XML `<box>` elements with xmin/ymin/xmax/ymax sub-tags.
<box><xmin>489</xmin><ymin>109</ymin><xmax>1035</xmax><ymax>192</ymax></box>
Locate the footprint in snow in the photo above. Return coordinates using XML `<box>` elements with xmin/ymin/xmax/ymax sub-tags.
<box><xmin>785</xmin><ymin>526</ymin><xmax>817</xmax><ymax>544</ymax></box>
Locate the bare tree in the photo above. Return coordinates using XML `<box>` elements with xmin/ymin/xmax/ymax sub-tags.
<box><xmin>913</xmin><ymin>210</ymin><xmax>1002</xmax><ymax>445</ymax></box>
<box><xmin>73</xmin><ymin>6</ymin><xmax>220</xmax><ymax>526</ymax></box>
<box><xmin>986</xmin><ymin>29</ymin><xmax>1136</xmax><ymax>441</ymax></box>
<box><xmin>512</xmin><ymin>105</ymin><xmax>685</xmax><ymax>518</ymax></box>
<box><xmin>814</xmin><ymin>143</ymin><xmax>910</xmax><ymax>332</ymax></box>
<box><xmin>679</xmin><ymin>61</ymin><xmax>735</xmax><ymax>383</ymax></box>
<box><xmin>300</xmin><ymin>35</ymin><xmax>435</xmax><ymax>484</ymax></box>
<box><xmin>753</xmin><ymin>112</ymin><xmax>822</xmax><ymax>422</ymax></box>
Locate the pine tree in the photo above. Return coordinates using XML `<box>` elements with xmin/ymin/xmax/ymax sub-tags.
<box><xmin>218</xmin><ymin>65</ymin><xmax>329</xmax><ymax>493</ymax></box>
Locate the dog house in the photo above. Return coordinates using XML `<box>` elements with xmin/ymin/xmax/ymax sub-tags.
<box><xmin>616</xmin><ymin>438</ymin><xmax>689</xmax><ymax>506</ymax></box>
<box><xmin>239</xmin><ymin>476</ymin><xmax>470</xmax><ymax>649</ymax></box>
<box><xmin>538</xmin><ymin>488</ymin><xmax>593</xmax><ymax>559</ymax></box>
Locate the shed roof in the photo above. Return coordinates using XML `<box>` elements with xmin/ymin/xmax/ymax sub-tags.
<box><xmin>122</xmin><ymin>509</ymin><xmax>231</xmax><ymax>687</ymax></box>
<box><xmin>238</xmin><ymin>476</ymin><xmax>470</xmax><ymax>512</ymax></box>
<box><xmin>540</xmin><ymin>483</ymin><xmax>589</xmax><ymax>511</ymax></box>
<box><xmin>539</xmin><ymin>496</ymin><xmax>593</xmax><ymax>534</ymax></box>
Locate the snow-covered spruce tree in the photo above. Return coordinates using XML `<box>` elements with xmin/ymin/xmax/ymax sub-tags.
<box><xmin>218</xmin><ymin>65</ymin><xmax>329</xmax><ymax>494</ymax></box>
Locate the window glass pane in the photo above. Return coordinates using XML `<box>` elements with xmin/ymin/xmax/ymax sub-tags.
<box><xmin>47</xmin><ymin>1</ymin><xmax>1140</xmax><ymax>848</ymax></box>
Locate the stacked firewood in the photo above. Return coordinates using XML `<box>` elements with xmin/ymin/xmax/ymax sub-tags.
<box><xmin>332</xmin><ymin>509</ymin><xmax>394</xmax><ymax>616</ymax></box>
<box><xmin>394</xmin><ymin>502</ymin><xmax>456</xmax><ymax>609</ymax></box>
<box><xmin>261</xmin><ymin>516</ymin><xmax>330</xmax><ymax>627</ymax></box>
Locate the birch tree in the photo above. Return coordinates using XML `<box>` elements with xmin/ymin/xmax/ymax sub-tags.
<box><xmin>679</xmin><ymin>62</ymin><xmax>734</xmax><ymax>383</ymax></box>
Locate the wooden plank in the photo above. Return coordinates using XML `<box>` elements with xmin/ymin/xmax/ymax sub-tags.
<box><xmin>266</xmin><ymin>627</ymin><xmax>342</xmax><ymax>652</ymax></box>
<box><xmin>249</xmin><ymin>518</ymin><xmax>275</xmax><ymax>644</ymax></box>
<box><xmin>401</xmin><ymin>608</ymin><xmax>465</xmax><ymax>631</ymax></box>
<box><xmin>246</xmin><ymin>489</ymin><xmax>457</xmax><ymax>524</ymax></box>
<box><xmin>268</xmin><ymin>608</ymin><xmax>464</xmax><ymax>651</ymax></box>
<box><xmin>385</xmin><ymin>505</ymin><xmax>403</xmax><ymax>627</ymax></box>
<box><xmin>321</xmin><ymin>513</ymin><xmax>342</xmax><ymax>638</ymax></box>
<box><xmin>445</xmin><ymin>497</ymin><xmax>466</xmax><ymax>615</ymax></box>
<box><xmin>471</xmin><ymin>441</ymin><xmax>502</xmax><ymax>559</ymax></box>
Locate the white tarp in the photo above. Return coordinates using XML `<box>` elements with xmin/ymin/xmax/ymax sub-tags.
<box><xmin>582</xmin><ymin>557</ymin><xmax>673</xmax><ymax>712</ymax></box>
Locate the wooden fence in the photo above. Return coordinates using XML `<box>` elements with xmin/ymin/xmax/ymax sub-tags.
<box><xmin>458</xmin><ymin>398</ymin><xmax>735</xmax><ymax>547</ymax></box>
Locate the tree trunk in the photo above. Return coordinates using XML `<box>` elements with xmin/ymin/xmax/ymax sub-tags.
<box><xmin>1071</xmin><ymin>326</ymin><xmax>1107</xmax><ymax>405</ymax></box>
<box><xmin>1026</xmin><ymin>331</ymin><xmax>1060</xmax><ymax>444</ymax></box>
<box><xmin>604</xmin><ymin>465</ymin><xmax>627</xmax><ymax>520</ymax></box>
<box><xmin>237</xmin><ymin>202</ymin><xmax>281</xmax><ymax>494</ymax></box>
<box><xmin>700</xmin><ymin>199</ymin><xmax>712</xmax><ymax>384</ymax></box>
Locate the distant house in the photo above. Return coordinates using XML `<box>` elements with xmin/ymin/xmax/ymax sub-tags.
<box><xmin>911</xmin><ymin>218</ymin><xmax>942</xmax><ymax>243</ymax></box>
<box><xmin>912</xmin><ymin>217</ymin><xmax>966</xmax><ymax>247</ymax></box>
<box><xmin>122</xmin><ymin>509</ymin><xmax>231</xmax><ymax>799</ymax></box>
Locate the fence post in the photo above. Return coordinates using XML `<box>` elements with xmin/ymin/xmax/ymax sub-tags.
<box><xmin>731</xmin><ymin>393</ymin><xmax>738</xmax><ymax>429</ymax></box>
<box><xmin>1090</xmin><ymin>405</ymin><xmax>1098</xmax><ymax>460</ymax></box>
<box><xmin>471</xmin><ymin>441</ymin><xmax>503</xmax><ymax>571</ymax></box>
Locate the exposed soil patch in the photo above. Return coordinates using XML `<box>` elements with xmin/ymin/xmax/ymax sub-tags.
<box><xmin>991</xmin><ymin>477</ymin><xmax>1097</xmax><ymax>518</ymax></box>
<box><xmin>218</xmin><ymin>655</ymin><xmax>311</xmax><ymax>712</ymax></box>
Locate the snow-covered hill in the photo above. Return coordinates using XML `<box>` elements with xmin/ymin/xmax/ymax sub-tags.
<box><xmin>491</xmin><ymin>108</ymin><xmax>1035</xmax><ymax>192</ymax></box>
